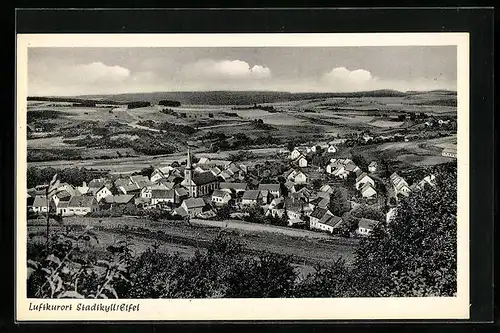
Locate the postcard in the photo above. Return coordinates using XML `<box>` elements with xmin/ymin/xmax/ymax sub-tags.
<box><xmin>16</xmin><ymin>32</ymin><xmax>469</xmax><ymax>321</ymax></box>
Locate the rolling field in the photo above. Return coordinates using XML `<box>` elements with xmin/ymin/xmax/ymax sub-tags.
<box><xmin>27</xmin><ymin>91</ymin><xmax>456</xmax><ymax>169</ymax></box>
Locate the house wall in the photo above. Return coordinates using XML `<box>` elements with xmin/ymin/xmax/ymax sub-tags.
<box><xmin>151</xmin><ymin>197</ymin><xmax>174</xmax><ymax>205</ymax></box>
<box><xmin>310</xmin><ymin>220</ymin><xmax>334</xmax><ymax>233</ymax></box>
<box><xmin>33</xmin><ymin>206</ymin><xmax>48</xmax><ymax>213</ymax></box>
<box><xmin>357</xmin><ymin>227</ymin><xmax>372</xmax><ymax>236</ymax></box>
<box><xmin>298</xmin><ymin>158</ymin><xmax>308</xmax><ymax>167</ymax></box>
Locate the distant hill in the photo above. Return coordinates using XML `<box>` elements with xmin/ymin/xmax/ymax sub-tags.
<box><xmin>29</xmin><ymin>89</ymin><xmax>456</xmax><ymax>106</ymax></box>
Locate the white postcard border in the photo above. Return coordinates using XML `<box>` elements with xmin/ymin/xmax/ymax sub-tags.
<box><xmin>16</xmin><ymin>32</ymin><xmax>470</xmax><ymax>321</ymax></box>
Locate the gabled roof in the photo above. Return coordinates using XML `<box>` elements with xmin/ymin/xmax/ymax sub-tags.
<box><xmin>320</xmin><ymin>184</ymin><xmax>334</xmax><ymax>193</ymax></box>
<box><xmin>103</xmin><ymin>194</ymin><xmax>135</xmax><ymax>204</ymax></box>
<box><xmin>174</xmin><ymin>187</ymin><xmax>188</xmax><ymax>197</ymax></box>
<box><xmin>220</xmin><ymin>182</ymin><xmax>248</xmax><ymax>190</ymax></box>
<box><xmin>88</xmin><ymin>178</ymin><xmax>107</xmax><ymax>188</ymax></box>
<box><xmin>358</xmin><ymin>218</ymin><xmax>380</xmax><ymax>230</ymax></box>
<box><xmin>360</xmin><ymin>182</ymin><xmax>376</xmax><ymax>193</ymax></box>
<box><xmin>151</xmin><ymin>189</ymin><xmax>175</xmax><ymax>199</ymax></box>
<box><xmin>54</xmin><ymin>190</ymin><xmax>72</xmax><ymax>201</ymax></box>
<box><xmin>368</xmin><ymin>161</ymin><xmax>378</xmax><ymax>168</ymax></box>
<box><xmin>210</xmin><ymin>166</ymin><xmax>222</xmax><ymax>175</ymax></box>
<box><xmin>345</xmin><ymin>162</ymin><xmax>359</xmax><ymax>172</ymax></box>
<box><xmin>258</xmin><ymin>183</ymin><xmax>281</xmax><ymax>191</ymax></box>
<box><xmin>33</xmin><ymin>195</ymin><xmax>48</xmax><ymax>207</ymax></box>
<box><xmin>68</xmin><ymin>195</ymin><xmax>96</xmax><ymax>207</ymax></box>
<box><xmin>212</xmin><ymin>189</ymin><xmax>230</xmax><ymax>198</ymax></box>
<box><xmin>114</xmin><ymin>178</ymin><xmax>131</xmax><ymax>188</ymax></box>
<box><xmin>320</xmin><ymin>214</ymin><xmax>343</xmax><ymax>228</ymax></box>
<box><xmin>192</xmin><ymin>172</ymin><xmax>219</xmax><ymax>185</ymax></box>
<box><xmin>228</xmin><ymin>164</ymin><xmax>241</xmax><ymax>173</ymax></box>
<box><xmin>242</xmin><ymin>190</ymin><xmax>261</xmax><ymax>201</ymax></box>
<box><xmin>356</xmin><ymin>172</ymin><xmax>370</xmax><ymax>183</ymax></box>
<box><xmin>182</xmin><ymin>197</ymin><xmax>206</xmax><ymax>209</ymax></box>
<box><xmin>310</xmin><ymin>207</ymin><xmax>330</xmax><ymax>219</ymax></box>
<box><xmin>219</xmin><ymin>170</ymin><xmax>233</xmax><ymax>180</ymax></box>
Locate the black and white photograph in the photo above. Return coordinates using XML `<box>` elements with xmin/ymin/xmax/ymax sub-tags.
<box><xmin>16</xmin><ymin>33</ymin><xmax>470</xmax><ymax>321</ymax></box>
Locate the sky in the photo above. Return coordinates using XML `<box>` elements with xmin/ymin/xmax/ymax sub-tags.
<box><xmin>27</xmin><ymin>46</ymin><xmax>457</xmax><ymax>96</ymax></box>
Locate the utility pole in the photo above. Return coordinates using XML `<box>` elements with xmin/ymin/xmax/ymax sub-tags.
<box><xmin>45</xmin><ymin>187</ymin><xmax>50</xmax><ymax>253</ymax></box>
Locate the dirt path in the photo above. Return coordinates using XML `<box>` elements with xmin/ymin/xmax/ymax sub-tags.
<box><xmin>189</xmin><ymin>218</ymin><xmax>347</xmax><ymax>240</ymax></box>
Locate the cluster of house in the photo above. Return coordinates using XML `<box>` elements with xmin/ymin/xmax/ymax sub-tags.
<box><xmin>390</xmin><ymin>171</ymin><xmax>437</xmax><ymax>199</ymax></box>
<box><xmin>27</xmin><ymin>140</ymin><xmax>441</xmax><ymax>238</ymax></box>
<box><xmin>441</xmin><ymin>146</ymin><xmax>457</xmax><ymax>158</ymax></box>
<box><xmin>288</xmin><ymin>143</ymin><xmax>338</xmax><ymax>167</ymax></box>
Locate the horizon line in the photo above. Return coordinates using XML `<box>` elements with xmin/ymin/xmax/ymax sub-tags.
<box><xmin>28</xmin><ymin>88</ymin><xmax>458</xmax><ymax>99</ymax></box>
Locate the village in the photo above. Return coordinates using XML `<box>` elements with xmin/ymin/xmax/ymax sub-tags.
<box><xmin>26</xmin><ymin>133</ymin><xmax>451</xmax><ymax>239</ymax></box>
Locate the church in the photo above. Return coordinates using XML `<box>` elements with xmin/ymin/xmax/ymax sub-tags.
<box><xmin>181</xmin><ymin>149</ymin><xmax>220</xmax><ymax>198</ymax></box>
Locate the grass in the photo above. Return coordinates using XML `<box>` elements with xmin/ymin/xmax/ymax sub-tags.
<box><xmin>27</xmin><ymin>216</ymin><xmax>359</xmax><ymax>271</ymax></box>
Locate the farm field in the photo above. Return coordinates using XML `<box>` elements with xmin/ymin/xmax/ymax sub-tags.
<box><xmin>353</xmin><ymin>137</ymin><xmax>456</xmax><ymax>167</ymax></box>
<box><xmin>27</xmin><ymin>90</ymin><xmax>456</xmax><ymax>170</ymax></box>
<box><xmin>27</xmin><ymin>216</ymin><xmax>359</xmax><ymax>277</ymax></box>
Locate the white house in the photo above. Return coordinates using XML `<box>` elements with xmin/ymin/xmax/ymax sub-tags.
<box><xmin>289</xmin><ymin>147</ymin><xmax>306</xmax><ymax>160</ymax></box>
<box><xmin>291</xmin><ymin>154</ymin><xmax>308</xmax><ymax>167</ymax></box>
<box><xmin>150</xmin><ymin>189</ymin><xmax>176</xmax><ymax>206</ymax></box>
<box><xmin>66</xmin><ymin>195</ymin><xmax>99</xmax><ymax>216</ymax></box>
<box><xmin>309</xmin><ymin>208</ymin><xmax>343</xmax><ymax>233</ymax></box>
<box><xmin>93</xmin><ymin>185</ymin><xmax>113</xmax><ymax>203</ymax></box>
<box><xmin>32</xmin><ymin>195</ymin><xmax>49</xmax><ymax>213</ymax></box>
<box><xmin>180</xmin><ymin>198</ymin><xmax>206</xmax><ymax>218</ymax></box>
<box><xmin>355</xmin><ymin>172</ymin><xmax>375</xmax><ymax>190</ymax></box>
<box><xmin>327</xmin><ymin>145</ymin><xmax>337</xmax><ymax>153</ymax></box>
<box><xmin>360</xmin><ymin>183</ymin><xmax>377</xmax><ymax>198</ymax></box>
<box><xmin>368</xmin><ymin>161</ymin><xmax>378</xmax><ymax>173</ymax></box>
<box><xmin>390</xmin><ymin>172</ymin><xmax>412</xmax><ymax>197</ymax></box>
<box><xmin>285</xmin><ymin>170</ymin><xmax>308</xmax><ymax>184</ymax></box>
<box><xmin>356</xmin><ymin>218</ymin><xmax>380</xmax><ymax>236</ymax></box>
<box><xmin>211</xmin><ymin>190</ymin><xmax>232</xmax><ymax>205</ymax></box>
<box><xmin>442</xmin><ymin>147</ymin><xmax>457</xmax><ymax>158</ymax></box>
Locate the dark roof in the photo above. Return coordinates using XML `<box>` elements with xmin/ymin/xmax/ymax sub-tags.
<box><xmin>345</xmin><ymin>162</ymin><xmax>359</xmax><ymax>172</ymax></box>
<box><xmin>310</xmin><ymin>207</ymin><xmax>329</xmax><ymax>219</ymax></box>
<box><xmin>212</xmin><ymin>190</ymin><xmax>229</xmax><ymax>198</ymax></box>
<box><xmin>68</xmin><ymin>195</ymin><xmax>96</xmax><ymax>207</ymax></box>
<box><xmin>151</xmin><ymin>189</ymin><xmax>175</xmax><ymax>199</ymax></box>
<box><xmin>88</xmin><ymin>178</ymin><xmax>107</xmax><ymax>188</ymax></box>
<box><xmin>358</xmin><ymin>218</ymin><xmax>380</xmax><ymax>230</ymax></box>
<box><xmin>356</xmin><ymin>172</ymin><xmax>369</xmax><ymax>183</ymax></box>
<box><xmin>192</xmin><ymin>172</ymin><xmax>218</xmax><ymax>186</ymax></box>
<box><xmin>220</xmin><ymin>182</ymin><xmax>248</xmax><ymax>190</ymax></box>
<box><xmin>242</xmin><ymin>190</ymin><xmax>261</xmax><ymax>200</ymax></box>
<box><xmin>33</xmin><ymin>195</ymin><xmax>48</xmax><ymax>207</ymax></box>
<box><xmin>183</xmin><ymin>197</ymin><xmax>206</xmax><ymax>209</ymax></box>
<box><xmin>174</xmin><ymin>187</ymin><xmax>188</xmax><ymax>197</ymax></box>
<box><xmin>320</xmin><ymin>214</ymin><xmax>343</xmax><ymax>228</ymax></box>
<box><xmin>103</xmin><ymin>195</ymin><xmax>135</xmax><ymax>204</ymax></box>
<box><xmin>258</xmin><ymin>184</ymin><xmax>281</xmax><ymax>191</ymax></box>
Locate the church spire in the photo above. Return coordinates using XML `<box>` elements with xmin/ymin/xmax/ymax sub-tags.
<box><xmin>186</xmin><ymin>148</ymin><xmax>192</xmax><ymax>169</ymax></box>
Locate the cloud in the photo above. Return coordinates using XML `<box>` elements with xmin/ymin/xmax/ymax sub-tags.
<box><xmin>182</xmin><ymin>59</ymin><xmax>271</xmax><ymax>80</ymax></box>
<box><xmin>323</xmin><ymin>67</ymin><xmax>373</xmax><ymax>83</ymax></box>
<box><xmin>70</xmin><ymin>62</ymin><xmax>131</xmax><ymax>82</ymax></box>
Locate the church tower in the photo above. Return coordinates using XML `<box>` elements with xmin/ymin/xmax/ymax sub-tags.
<box><xmin>184</xmin><ymin>148</ymin><xmax>195</xmax><ymax>197</ymax></box>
